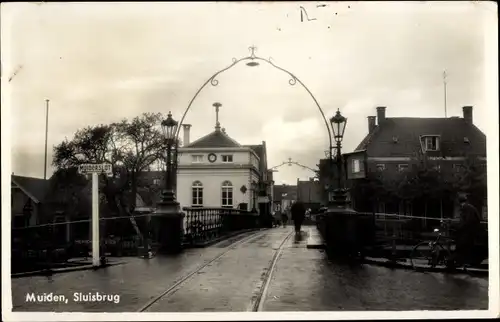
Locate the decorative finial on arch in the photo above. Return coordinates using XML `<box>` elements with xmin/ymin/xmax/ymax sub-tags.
<box><xmin>249</xmin><ymin>45</ymin><xmax>257</xmax><ymax>58</ymax></box>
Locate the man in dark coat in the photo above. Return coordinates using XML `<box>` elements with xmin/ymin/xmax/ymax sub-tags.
<box><xmin>450</xmin><ymin>194</ymin><xmax>482</xmax><ymax>266</ymax></box>
<box><xmin>291</xmin><ymin>201</ymin><xmax>306</xmax><ymax>234</ymax></box>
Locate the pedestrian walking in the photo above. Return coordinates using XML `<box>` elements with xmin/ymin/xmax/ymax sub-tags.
<box><xmin>291</xmin><ymin>200</ymin><xmax>306</xmax><ymax>234</ymax></box>
<box><xmin>449</xmin><ymin>194</ymin><xmax>482</xmax><ymax>267</ymax></box>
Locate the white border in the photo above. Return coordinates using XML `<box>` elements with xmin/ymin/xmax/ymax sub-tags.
<box><xmin>484</xmin><ymin>0</ymin><xmax>500</xmax><ymax>316</ymax></box>
<box><xmin>2</xmin><ymin>1</ymin><xmax>499</xmax><ymax>321</ymax></box>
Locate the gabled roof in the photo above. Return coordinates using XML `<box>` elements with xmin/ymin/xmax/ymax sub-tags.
<box><xmin>356</xmin><ymin>117</ymin><xmax>486</xmax><ymax>158</ymax></box>
<box><xmin>185</xmin><ymin>129</ymin><xmax>241</xmax><ymax>148</ymax></box>
<box><xmin>11</xmin><ymin>175</ymin><xmax>50</xmax><ymax>204</ymax></box>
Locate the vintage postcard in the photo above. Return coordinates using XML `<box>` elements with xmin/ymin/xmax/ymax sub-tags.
<box><xmin>1</xmin><ymin>1</ymin><xmax>498</xmax><ymax>321</ymax></box>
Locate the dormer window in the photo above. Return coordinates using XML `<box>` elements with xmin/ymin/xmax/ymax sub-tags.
<box><xmin>421</xmin><ymin>135</ymin><xmax>440</xmax><ymax>152</ymax></box>
<box><xmin>392</xmin><ymin>136</ymin><xmax>398</xmax><ymax>143</ymax></box>
<box><xmin>464</xmin><ymin>137</ymin><xmax>470</xmax><ymax>144</ymax></box>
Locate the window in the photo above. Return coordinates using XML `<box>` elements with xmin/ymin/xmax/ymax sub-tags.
<box><xmin>192</xmin><ymin>181</ymin><xmax>203</xmax><ymax>207</ymax></box>
<box><xmin>222</xmin><ymin>155</ymin><xmax>233</xmax><ymax>163</ymax></box>
<box><xmin>221</xmin><ymin>180</ymin><xmax>233</xmax><ymax>208</ymax></box>
<box><xmin>376</xmin><ymin>164</ymin><xmax>385</xmax><ymax>171</ymax></box>
<box><xmin>433</xmin><ymin>164</ymin><xmax>441</xmax><ymax>171</ymax></box>
<box><xmin>453</xmin><ymin>164</ymin><xmax>463</xmax><ymax>172</ymax></box>
<box><xmin>191</xmin><ymin>155</ymin><xmax>203</xmax><ymax>163</ymax></box>
<box><xmin>398</xmin><ymin>164</ymin><xmax>409</xmax><ymax>172</ymax></box>
<box><xmin>153</xmin><ymin>179</ymin><xmax>161</xmax><ymax>185</ymax></box>
<box><xmin>423</xmin><ymin>136</ymin><xmax>440</xmax><ymax>151</ymax></box>
<box><xmin>352</xmin><ymin>159</ymin><xmax>361</xmax><ymax>173</ymax></box>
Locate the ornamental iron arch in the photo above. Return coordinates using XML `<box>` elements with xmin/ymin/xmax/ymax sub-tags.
<box><xmin>270</xmin><ymin>157</ymin><xmax>319</xmax><ymax>176</ymax></box>
<box><xmin>175</xmin><ymin>46</ymin><xmax>333</xmax><ymax>151</ymax></box>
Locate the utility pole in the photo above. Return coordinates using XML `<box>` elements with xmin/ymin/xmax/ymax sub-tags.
<box><xmin>443</xmin><ymin>70</ymin><xmax>448</xmax><ymax>118</ymax></box>
<box><xmin>44</xmin><ymin>99</ymin><xmax>49</xmax><ymax>180</ymax></box>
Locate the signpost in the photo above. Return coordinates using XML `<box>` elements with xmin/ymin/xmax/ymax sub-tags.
<box><xmin>78</xmin><ymin>163</ymin><xmax>112</xmax><ymax>267</ymax></box>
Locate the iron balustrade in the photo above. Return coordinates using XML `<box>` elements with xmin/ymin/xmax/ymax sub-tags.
<box><xmin>11</xmin><ymin>207</ymin><xmax>262</xmax><ymax>274</ymax></box>
<box><xmin>315</xmin><ymin>211</ymin><xmax>488</xmax><ymax>261</ymax></box>
<box><xmin>11</xmin><ymin>215</ymin><xmax>151</xmax><ymax>274</ymax></box>
<box><xmin>182</xmin><ymin>207</ymin><xmax>259</xmax><ymax>246</ymax></box>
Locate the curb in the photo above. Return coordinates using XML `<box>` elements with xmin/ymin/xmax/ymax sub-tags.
<box><xmin>11</xmin><ymin>261</ymin><xmax>126</xmax><ymax>278</ymax></box>
<box><xmin>362</xmin><ymin>257</ymin><xmax>489</xmax><ymax>277</ymax></box>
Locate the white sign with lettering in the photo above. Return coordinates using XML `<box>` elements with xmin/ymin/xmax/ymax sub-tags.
<box><xmin>78</xmin><ymin>163</ymin><xmax>112</xmax><ymax>174</ymax></box>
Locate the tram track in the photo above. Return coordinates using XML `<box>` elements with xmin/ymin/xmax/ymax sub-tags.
<box><xmin>250</xmin><ymin>231</ymin><xmax>294</xmax><ymax>312</ymax></box>
<box><xmin>138</xmin><ymin>230</ymin><xmax>268</xmax><ymax>312</ymax></box>
<box><xmin>138</xmin><ymin>229</ymin><xmax>294</xmax><ymax>312</ymax></box>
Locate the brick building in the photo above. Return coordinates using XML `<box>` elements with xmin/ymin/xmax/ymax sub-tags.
<box><xmin>349</xmin><ymin>106</ymin><xmax>487</xmax><ymax>218</ymax></box>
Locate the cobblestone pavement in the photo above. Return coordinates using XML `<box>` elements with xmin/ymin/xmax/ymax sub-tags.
<box><xmin>11</xmin><ymin>227</ymin><xmax>488</xmax><ymax>312</ymax></box>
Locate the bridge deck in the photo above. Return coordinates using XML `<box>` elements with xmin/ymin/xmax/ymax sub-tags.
<box><xmin>11</xmin><ymin>226</ymin><xmax>488</xmax><ymax>312</ymax></box>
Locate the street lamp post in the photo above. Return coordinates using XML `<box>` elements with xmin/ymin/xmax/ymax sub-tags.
<box><xmin>159</xmin><ymin>111</ymin><xmax>180</xmax><ymax>210</ymax></box>
<box><xmin>153</xmin><ymin>111</ymin><xmax>183</xmax><ymax>254</ymax></box>
<box><xmin>328</xmin><ymin>109</ymin><xmax>353</xmax><ymax>212</ymax></box>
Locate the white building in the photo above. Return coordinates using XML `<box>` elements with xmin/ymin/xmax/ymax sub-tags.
<box><xmin>176</xmin><ymin>114</ymin><xmax>271</xmax><ymax>211</ymax></box>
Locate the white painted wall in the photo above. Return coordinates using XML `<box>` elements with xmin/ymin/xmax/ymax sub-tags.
<box><xmin>179</xmin><ymin>149</ymin><xmax>255</xmax><ymax>166</ymax></box>
<box><xmin>176</xmin><ymin>168</ymin><xmax>253</xmax><ymax>208</ymax></box>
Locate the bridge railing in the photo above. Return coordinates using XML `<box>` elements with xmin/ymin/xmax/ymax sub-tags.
<box><xmin>11</xmin><ymin>207</ymin><xmax>262</xmax><ymax>274</ymax></box>
<box><xmin>182</xmin><ymin>207</ymin><xmax>259</xmax><ymax>246</ymax></box>
<box><xmin>11</xmin><ymin>214</ymin><xmax>151</xmax><ymax>274</ymax></box>
<box><xmin>366</xmin><ymin>212</ymin><xmax>488</xmax><ymax>259</ymax></box>
<box><xmin>315</xmin><ymin>211</ymin><xmax>488</xmax><ymax>260</ymax></box>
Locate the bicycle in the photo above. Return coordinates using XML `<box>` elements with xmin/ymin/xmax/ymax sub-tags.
<box><xmin>409</xmin><ymin>220</ymin><xmax>455</xmax><ymax>271</ymax></box>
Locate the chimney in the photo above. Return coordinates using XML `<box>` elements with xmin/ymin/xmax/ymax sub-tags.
<box><xmin>182</xmin><ymin>124</ymin><xmax>192</xmax><ymax>146</ymax></box>
<box><xmin>462</xmin><ymin>106</ymin><xmax>473</xmax><ymax>124</ymax></box>
<box><xmin>367</xmin><ymin>116</ymin><xmax>376</xmax><ymax>133</ymax></box>
<box><xmin>376</xmin><ymin>106</ymin><xmax>386</xmax><ymax>125</ymax></box>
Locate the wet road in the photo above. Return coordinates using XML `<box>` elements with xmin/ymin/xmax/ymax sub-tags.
<box><xmin>11</xmin><ymin>227</ymin><xmax>488</xmax><ymax>312</ymax></box>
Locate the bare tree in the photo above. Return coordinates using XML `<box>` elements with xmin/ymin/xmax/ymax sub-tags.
<box><xmin>52</xmin><ymin>113</ymin><xmax>169</xmax><ymax>240</ymax></box>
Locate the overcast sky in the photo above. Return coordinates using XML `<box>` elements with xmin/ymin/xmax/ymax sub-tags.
<box><xmin>2</xmin><ymin>1</ymin><xmax>496</xmax><ymax>184</ymax></box>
